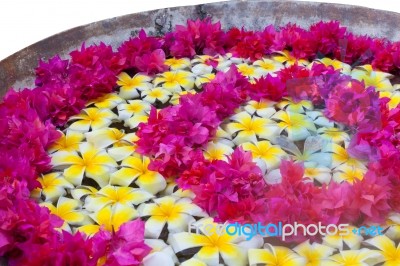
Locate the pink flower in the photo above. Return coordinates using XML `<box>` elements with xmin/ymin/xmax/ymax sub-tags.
<box><xmin>248</xmin><ymin>74</ymin><xmax>286</xmax><ymax>102</ymax></box>
<box><xmin>310</xmin><ymin>21</ymin><xmax>347</xmax><ymax>56</ymax></box>
<box><xmin>165</xmin><ymin>19</ymin><xmax>226</xmax><ymax>58</ymax></box>
<box><xmin>134</xmin><ymin>49</ymin><xmax>168</xmax><ymax>75</ymax></box>
<box><xmin>333</xmin><ymin>33</ymin><xmax>373</xmax><ymax>65</ymax></box>
<box><xmin>349</xmin><ymin>171</ymin><xmax>391</xmax><ymax>223</ymax></box>
<box><xmin>69</xmin><ymin>43</ymin><xmax>126</xmax><ymax>100</ymax></box>
<box><xmin>91</xmin><ymin>219</ymin><xmax>151</xmax><ymax>266</ymax></box>
<box><xmin>325</xmin><ymin>80</ymin><xmax>381</xmax><ymax>131</ymax></box>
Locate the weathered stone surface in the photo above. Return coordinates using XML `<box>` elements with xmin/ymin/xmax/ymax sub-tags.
<box><xmin>1</xmin><ymin>0</ymin><xmax>400</xmax><ymax>97</ymax></box>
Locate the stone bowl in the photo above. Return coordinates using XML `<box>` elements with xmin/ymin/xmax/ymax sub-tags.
<box><xmin>1</xmin><ymin>0</ymin><xmax>400</xmax><ymax>98</ymax></box>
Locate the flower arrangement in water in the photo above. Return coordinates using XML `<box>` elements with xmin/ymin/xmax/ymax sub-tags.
<box><xmin>1</xmin><ymin>19</ymin><xmax>400</xmax><ymax>265</ymax></box>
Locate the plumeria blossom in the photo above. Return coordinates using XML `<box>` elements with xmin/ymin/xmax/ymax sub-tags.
<box><xmin>138</xmin><ymin>196</ymin><xmax>205</xmax><ymax>238</ymax></box>
<box><xmin>314</xmin><ymin>57</ymin><xmax>351</xmax><ymax>74</ymax></box>
<box><xmin>272</xmin><ymin>110</ymin><xmax>317</xmax><ymax>141</ymax></box>
<box><xmin>249</xmin><ymin>244</ymin><xmax>306</xmax><ymax>266</ymax></box>
<box><xmin>386</xmin><ymin>213</ymin><xmax>400</xmax><ymax>240</ymax></box>
<box><xmin>305</xmin><ymin>111</ymin><xmax>334</xmax><ymax>128</ymax></box>
<box><xmin>273</xmin><ymin>50</ymin><xmax>309</xmax><ymax>66</ymax></box>
<box><xmin>165</xmin><ymin>57</ymin><xmax>191</xmax><ymax>70</ymax></box>
<box><xmin>226</xmin><ymin>111</ymin><xmax>279</xmax><ymax>144</ymax></box>
<box><xmin>330</xmin><ymin>143</ymin><xmax>367</xmax><ymax>169</ymax></box>
<box><xmin>380</xmin><ymin>90</ymin><xmax>400</xmax><ymax>109</ymax></box>
<box><xmin>274</xmin><ymin>136</ymin><xmax>332</xmax><ymax>167</ymax></box>
<box><xmin>71</xmin><ymin>185</ymin><xmax>98</xmax><ymax>201</ymax></box>
<box><xmin>142</xmin><ymin>87</ymin><xmax>172</xmax><ymax>104</ymax></box>
<box><xmin>36</xmin><ymin>172</ymin><xmax>73</xmax><ymax>201</ymax></box>
<box><xmin>293</xmin><ymin>240</ymin><xmax>336</xmax><ymax>266</ymax></box>
<box><xmin>333</xmin><ymin>164</ymin><xmax>366</xmax><ymax>183</ymax></box>
<box><xmin>304</xmin><ymin>162</ymin><xmax>332</xmax><ymax>184</ymax></box>
<box><xmin>253</xmin><ymin>58</ymin><xmax>284</xmax><ymax>75</ymax></box>
<box><xmin>143</xmin><ymin>239</ymin><xmax>178</xmax><ymax>266</ymax></box>
<box><xmin>168</xmin><ymin>218</ymin><xmax>263</xmax><ymax>266</ymax></box>
<box><xmin>48</xmin><ymin>130</ymin><xmax>85</xmax><ymax>153</ymax></box>
<box><xmin>85</xmin><ymin>127</ymin><xmax>136</xmax><ymax>149</ymax></box>
<box><xmin>317</xmin><ymin>127</ymin><xmax>350</xmax><ymax>144</ymax></box>
<box><xmin>244</xmin><ymin>99</ymin><xmax>277</xmax><ymax>118</ymax></box>
<box><xmin>365</xmin><ymin>235</ymin><xmax>400</xmax><ymax>265</ymax></box>
<box><xmin>328</xmin><ymin>249</ymin><xmax>381</xmax><ymax>266</ymax></box>
<box><xmin>79</xmin><ymin>204</ymin><xmax>138</xmax><ymax>234</ymax></box>
<box><xmin>117</xmin><ymin>99</ymin><xmax>151</xmax><ymax>119</ymax></box>
<box><xmin>351</xmin><ymin>65</ymin><xmax>394</xmax><ymax>91</ymax></box>
<box><xmin>153</xmin><ymin>70</ymin><xmax>195</xmax><ymax>92</ymax></box>
<box><xmin>68</xmin><ymin>107</ymin><xmax>117</xmax><ymax>132</ymax></box>
<box><xmin>88</xmin><ymin>93</ymin><xmax>125</xmax><ymax>109</ymax></box>
<box><xmin>322</xmin><ymin>226</ymin><xmax>363</xmax><ymax>250</ymax></box>
<box><xmin>84</xmin><ymin>185</ymin><xmax>153</xmax><ymax>213</ymax></box>
<box><xmin>117</xmin><ymin>72</ymin><xmax>153</xmax><ymax>99</ymax></box>
<box><xmin>276</xmin><ymin>98</ymin><xmax>314</xmax><ymax>113</ymax></box>
<box><xmin>51</xmin><ymin>142</ymin><xmax>118</xmax><ymax>186</ymax></box>
<box><xmin>110</xmin><ymin>154</ymin><xmax>167</xmax><ymax>194</ymax></box>
<box><xmin>241</xmin><ymin>140</ymin><xmax>287</xmax><ymax>169</ymax></box>
<box><xmin>41</xmin><ymin>197</ymin><xmax>90</xmax><ymax>230</ymax></box>
<box><xmin>203</xmin><ymin>141</ymin><xmax>234</xmax><ymax>161</ymax></box>
<box><xmin>236</xmin><ymin>63</ymin><xmax>264</xmax><ymax>80</ymax></box>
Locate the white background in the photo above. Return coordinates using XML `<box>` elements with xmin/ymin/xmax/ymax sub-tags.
<box><xmin>0</xmin><ymin>0</ymin><xmax>399</xmax><ymax>60</ymax></box>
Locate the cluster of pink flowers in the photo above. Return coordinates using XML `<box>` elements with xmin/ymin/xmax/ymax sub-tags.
<box><xmin>1</xmin><ymin>18</ymin><xmax>400</xmax><ymax>263</ymax></box>
<box><xmin>135</xmin><ymin>66</ymin><xmax>249</xmax><ymax>177</ymax></box>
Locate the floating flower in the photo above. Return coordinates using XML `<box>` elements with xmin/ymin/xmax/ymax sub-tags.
<box><xmin>317</xmin><ymin>127</ymin><xmax>350</xmax><ymax>144</ymax></box>
<box><xmin>386</xmin><ymin>213</ymin><xmax>400</xmax><ymax>240</ymax></box>
<box><xmin>328</xmin><ymin>249</ymin><xmax>381</xmax><ymax>266</ymax></box>
<box><xmin>273</xmin><ymin>50</ymin><xmax>309</xmax><ymax>66</ymax></box>
<box><xmin>364</xmin><ymin>235</ymin><xmax>400</xmax><ymax>265</ymax></box>
<box><xmin>117</xmin><ymin>72</ymin><xmax>153</xmax><ymax>99</ymax></box>
<box><xmin>68</xmin><ymin>107</ymin><xmax>117</xmax><ymax>132</ymax></box>
<box><xmin>333</xmin><ymin>164</ymin><xmax>366</xmax><ymax>183</ymax></box>
<box><xmin>226</xmin><ymin>111</ymin><xmax>279</xmax><ymax>144</ymax></box>
<box><xmin>143</xmin><ymin>239</ymin><xmax>177</xmax><ymax>266</ymax></box>
<box><xmin>51</xmin><ymin>143</ymin><xmax>118</xmax><ymax>186</ymax></box>
<box><xmin>249</xmin><ymin>244</ymin><xmax>306</xmax><ymax>266</ymax></box>
<box><xmin>84</xmin><ymin>185</ymin><xmax>152</xmax><ymax>217</ymax></box>
<box><xmin>169</xmin><ymin>218</ymin><xmax>262</xmax><ymax>266</ymax></box>
<box><xmin>71</xmin><ymin>185</ymin><xmax>98</xmax><ymax>200</ymax></box>
<box><xmin>272</xmin><ymin>111</ymin><xmax>317</xmax><ymax>141</ymax></box>
<box><xmin>306</xmin><ymin>111</ymin><xmax>335</xmax><ymax>128</ymax></box>
<box><xmin>304</xmin><ymin>163</ymin><xmax>332</xmax><ymax>184</ymax></box>
<box><xmin>110</xmin><ymin>155</ymin><xmax>167</xmax><ymax>194</ymax></box>
<box><xmin>314</xmin><ymin>57</ymin><xmax>351</xmax><ymax>74</ymax></box>
<box><xmin>41</xmin><ymin>197</ymin><xmax>89</xmax><ymax>229</ymax></box>
<box><xmin>203</xmin><ymin>142</ymin><xmax>234</xmax><ymax>161</ymax></box>
<box><xmin>293</xmin><ymin>240</ymin><xmax>336</xmax><ymax>266</ymax></box>
<box><xmin>48</xmin><ymin>130</ymin><xmax>85</xmax><ymax>153</ymax></box>
<box><xmin>274</xmin><ymin>136</ymin><xmax>332</xmax><ymax>167</ymax></box>
<box><xmin>117</xmin><ymin>99</ymin><xmax>151</xmax><ymax>120</ymax></box>
<box><xmin>253</xmin><ymin>58</ymin><xmax>284</xmax><ymax>75</ymax></box>
<box><xmin>141</xmin><ymin>87</ymin><xmax>171</xmax><ymax>104</ymax></box>
<box><xmin>351</xmin><ymin>65</ymin><xmax>393</xmax><ymax>91</ymax></box>
<box><xmin>322</xmin><ymin>226</ymin><xmax>363</xmax><ymax>250</ymax></box>
<box><xmin>241</xmin><ymin>140</ymin><xmax>287</xmax><ymax>169</ymax></box>
<box><xmin>80</xmin><ymin>204</ymin><xmax>138</xmax><ymax>234</ymax></box>
<box><xmin>153</xmin><ymin>71</ymin><xmax>195</xmax><ymax>92</ymax></box>
<box><xmin>85</xmin><ymin>127</ymin><xmax>136</xmax><ymax>150</ymax></box>
<box><xmin>244</xmin><ymin>99</ymin><xmax>277</xmax><ymax>118</ymax></box>
<box><xmin>88</xmin><ymin>93</ymin><xmax>125</xmax><ymax>109</ymax></box>
<box><xmin>165</xmin><ymin>57</ymin><xmax>191</xmax><ymax>70</ymax></box>
<box><xmin>236</xmin><ymin>63</ymin><xmax>264</xmax><ymax>79</ymax></box>
<box><xmin>139</xmin><ymin>196</ymin><xmax>204</xmax><ymax>238</ymax></box>
<box><xmin>276</xmin><ymin>98</ymin><xmax>314</xmax><ymax>113</ymax></box>
<box><xmin>37</xmin><ymin>172</ymin><xmax>73</xmax><ymax>201</ymax></box>
<box><xmin>330</xmin><ymin>143</ymin><xmax>367</xmax><ymax>169</ymax></box>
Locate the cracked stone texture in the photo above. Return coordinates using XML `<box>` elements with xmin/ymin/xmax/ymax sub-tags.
<box><xmin>1</xmin><ymin>0</ymin><xmax>400</xmax><ymax>97</ymax></box>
